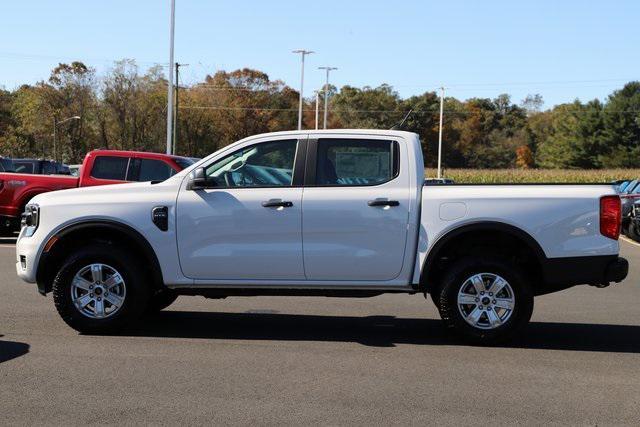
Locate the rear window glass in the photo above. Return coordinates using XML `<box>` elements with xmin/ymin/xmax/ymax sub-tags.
<box><xmin>91</xmin><ymin>156</ymin><xmax>130</xmax><ymax>180</ymax></box>
<box><xmin>138</xmin><ymin>159</ymin><xmax>175</xmax><ymax>182</ymax></box>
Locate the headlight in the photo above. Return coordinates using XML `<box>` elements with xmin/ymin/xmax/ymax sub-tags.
<box><xmin>21</xmin><ymin>204</ymin><xmax>39</xmax><ymax>236</ymax></box>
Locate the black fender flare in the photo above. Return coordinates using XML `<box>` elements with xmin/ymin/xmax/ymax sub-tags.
<box><xmin>36</xmin><ymin>220</ymin><xmax>164</xmax><ymax>294</ymax></box>
<box><xmin>420</xmin><ymin>221</ymin><xmax>547</xmax><ymax>291</ymax></box>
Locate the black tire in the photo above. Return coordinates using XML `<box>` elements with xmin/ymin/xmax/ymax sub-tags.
<box><xmin>436</xmin><ymin>256</ymin><xmax>534</xmax><ymax>345</ymax></box>
<box><xmin>626</xmin><ymin>221</ymin><xmax>640</xmax><ymax>242</ymax></box>
<box><xmin>52</xmin><ymin>243</ymin><xmax>150</xmax><ymax>334</ymax></box>
<box><xmin>146</xmin><ymin>289</ymin><xmax>179</xmax><ymax>314</ymax></box>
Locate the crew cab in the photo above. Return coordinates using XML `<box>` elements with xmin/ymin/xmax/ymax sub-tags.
<box><xmin>0</xmin><ymin>150</ymin><xmax>194</xmax><ymax>235</ymax></box>
<box><xmin>15</xmin><ymin>130</ymin><xmax>628</xmax><ymax>343</ymax></box>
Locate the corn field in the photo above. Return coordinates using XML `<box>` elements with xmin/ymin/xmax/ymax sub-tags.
<box><xmin>425</xmin><ymin>169</ymin><xmax>640</xmax><ymax>184</ymax></box>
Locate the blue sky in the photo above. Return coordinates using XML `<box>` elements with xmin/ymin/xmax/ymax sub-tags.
<box><xmin>1</xmin><ymin>0</ymin><xmax>638</xmax><ymax>107</ymax></box>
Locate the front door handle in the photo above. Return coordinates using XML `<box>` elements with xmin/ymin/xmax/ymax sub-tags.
<box><xmin>262</xmin><ymin>200</ymin><xmax>293</xmax><ymax>208</ymax></box>
<box><xmin>367</xmin><ymin>199</ymin><xmax>400</xmax><ymax>207</ymax></box>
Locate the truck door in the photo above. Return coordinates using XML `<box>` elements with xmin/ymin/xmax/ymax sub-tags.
<box><xmin>176</xmin><ymin>137</ymin><xmax>306</xmax><ymax>280</ymax></box>
<box><xmin>301</xmin><ymin>137</ymin><xmax>411</xmax><ymax>281</ymax></box>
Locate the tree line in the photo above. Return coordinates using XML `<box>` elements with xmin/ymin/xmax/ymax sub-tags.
<box><xmin>0</xmin><ymin>60</ymin><xmax>639</xmax><ymax>168</ymax></box>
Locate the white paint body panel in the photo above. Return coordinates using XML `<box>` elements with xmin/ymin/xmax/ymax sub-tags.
<box><xmin>15</xmin><ymin>129</ymin><xmax>619</xmax><ymax>292</ymax></box>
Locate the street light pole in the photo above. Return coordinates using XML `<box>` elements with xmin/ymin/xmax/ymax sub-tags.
<box><xmin>292</xmin><ymin>49</ymin><xmax>314</xmax><ymax>130</ymax></box>
<box><xmin>437</xmin><ymin>86</ymin><xmax>445</xmax><ymax>179</ymax></box>
<box><xmin>173</xmin><ymin>62</ymin><xmax>188</xmax><ymax>155</ymax></box>
<box><xmin>318</xmin><ymin>66</ymin><xmax>337</xmax><ymax>129</ymax></box>
<box><xmin>166</xmin><ymin>0</ymin><xmax>176</xmax><ymax>155</ymax></box>
<box><xmin>314</xmin><ymin>90</ymin><xmax>320</xmax><ymax>130</ymax></box>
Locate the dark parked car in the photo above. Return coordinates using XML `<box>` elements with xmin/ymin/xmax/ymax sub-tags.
<box><xmin>627</xmin><ymin>200</ymin><xmax>640</xmax><ymax>241</ymax></box>
<box><xmin>12</xmin><ymin>159</ymin><xmax>70</xmax><ymax>175</ymax></box>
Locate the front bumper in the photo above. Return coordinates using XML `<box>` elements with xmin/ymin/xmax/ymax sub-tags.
<box><xmin>15</xmin><ymin>229</ymin><xmax>40</xmax><ymax>284</ymax></box>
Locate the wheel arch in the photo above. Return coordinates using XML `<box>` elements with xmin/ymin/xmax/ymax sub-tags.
<box><xmin>420</xmin><ymin>221</ymin><xmax>547</xmax><ymax>293</ymax></box>
<box><xmin>36</xmin><ymin>220</ymin><xmax>164</xmax><ymax>295</ymax></box>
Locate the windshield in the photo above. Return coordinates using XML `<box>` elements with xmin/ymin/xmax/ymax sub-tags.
<box><xmin>175</xmin><ymin>157</ymin><xmax>196</xmax><ymax>170</ymax></box>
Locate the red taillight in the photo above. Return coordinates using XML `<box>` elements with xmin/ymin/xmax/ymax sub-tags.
<box><xmin>600</xmin><ymin>195</ymin><xmax>621</xmax><ymax>240</ymax></box>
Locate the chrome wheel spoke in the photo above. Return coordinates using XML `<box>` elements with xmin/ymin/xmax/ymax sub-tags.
<box><xmin>74</xmin><ymin>293</ymin><xmax>93</xmax><ymax>309</ymax></box>
<box><xmin>488</xmin><ymin>277</ymin><xmax>506</xmax><ymax>295</ymax></box>
<box><xmin>94</xmin><ymin>299</ymin><xmax>105</xmax><ymax>318</ymax></box>
<box><xmin>494</xmin><ymin>298</ymin><xmax>514</xmax><ymax>310</ymax></box>
<box><xmin>91</xmin><ymin>264</ymin><xmax>103</xmax><ymax>283</ymax></box>
<box><xmin>458</xmin><ymin>293</ymin><xmax>477</xmax><ymax>305</ymax></box>
<box><xmin>486</xmin><ymin>309</ymin><xmax>502</xmax><ymax>328</ymax></box>
<box><xmin>470</xmin><ymin>275</ymin><xmax>485</xmax><ymax>294</ymax></box>
<box><xmin>104</xmin><ymin>293</ymin><xmax>123</xmax><ymax>308</ymax></box>
<box><xmin>467</xmin><ymin>306</ymin><xmax>483</xmax><ymax>325</ymax></box>
<box><xmin>104</xmin><ymin>273</ymin><xmax>123</xmax><ymax>289</ymax></box>
<box><xmin>72</xmin><ymin>277</ymin><xmax>93</xmax><ymax>291</ymax></box>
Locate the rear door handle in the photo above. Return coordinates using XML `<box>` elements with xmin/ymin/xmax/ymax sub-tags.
<box><xmin>368</xmin><ymin>199</ymin><xmax>400</xmax><ymax>207</ymax></box>
<box><xmin>262</xmin><ymin>200</ymin><xmax>293</xmax><ymax>208</ymax></box>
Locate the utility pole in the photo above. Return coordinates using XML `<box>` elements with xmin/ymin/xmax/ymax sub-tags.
<box><xmin>437</xmin><ymin>86</ymin><xmax>445</xmax><ymax>179</ymax></box>
<box><xmin>292</xmin><ymin>49</ymin><xmax>314</xmax><ymax>130</ymax></box>
<box><xmin>166</xmin><ymin>0</ymin><xmax>176</xmax><ymax>155</ymax></box>
<box><xmin>314</xmin><ymin>90</ymin><xmax>320</xmax><ymax>130</ymax></box>
<box><xmin>318</xmin><ymin>66</ymin><xmax>337</xmax><ymax>129</ymax></box>
<box><xmin>53</xmin><ymin>117</ymin><xmax>56</xmax><ymax>161</ymax></box>
<box><xmin>173</xmin><ymin>62</ymin><xmax>188</xmax><ymax>155</ymax></box>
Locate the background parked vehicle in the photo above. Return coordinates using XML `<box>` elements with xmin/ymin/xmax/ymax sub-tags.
<box><xmin>0</xmin><ymin>149</ymin><xmax>194</xmax><ymax>235</ymax></box>
<box><xmin>13</xmin><ymin>159</ymin><xmax>71</xmax><ymax>175</ymax></box>
<box><xmin>617</xmin><ymin>179</ymin><xmax>640</xmax><ymax>236</ymax></box>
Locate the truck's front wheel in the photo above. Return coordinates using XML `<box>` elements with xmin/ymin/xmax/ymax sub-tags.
<box><xmin>436</xmin><ymin>257</ymin><xmax>533</xmax><ymax>344</ymax></box>
<box><xmin>52</xmin><ymin>244</ymin><xmax>149</xmax><ymax>334</ymax></box>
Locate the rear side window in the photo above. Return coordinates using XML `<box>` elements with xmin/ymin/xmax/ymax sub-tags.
<box><xmin>315</xmin><ymin>139</ymin><xmax>398</xmax><ymax>186</ymax></box>
<box><xmin>137</xmin><ymin>159</ymin><xmax>175</xmax><ymax>182</ymax></box>
<box><xmin>91</xmin><ymin>156</ymin><xmax>130</xmax><ymax>180</ymax></box>
<box><xmin>14</xmin><ymin>162</ymin><xmax>34</xmax><ymax>174</ymax></box>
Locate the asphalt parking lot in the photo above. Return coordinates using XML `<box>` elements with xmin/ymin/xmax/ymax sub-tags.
<box><xmin>1</xmin><ymin>237</ymin><xmax>639</xmax><ymax>425</ymax></box>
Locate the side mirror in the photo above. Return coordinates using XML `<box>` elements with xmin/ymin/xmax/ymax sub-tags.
<box><xmin>186</xmin><ymin>167</ymin><xmax>210</xmax><ymax>190</ymax></box>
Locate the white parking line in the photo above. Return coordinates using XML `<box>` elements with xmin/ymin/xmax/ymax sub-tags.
<box><xmin>621</xmin><ymin>235</ymin><xmax>640</xmax><ymax>248</ymax></box>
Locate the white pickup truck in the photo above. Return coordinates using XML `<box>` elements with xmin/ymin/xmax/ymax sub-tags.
<box><xmin>15</xmin><ymin>130</ymin><xmax>628</xmax><ymax>343</ymax></box>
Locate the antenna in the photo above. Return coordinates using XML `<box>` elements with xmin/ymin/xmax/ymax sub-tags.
<box><xmin>390</xmin><ymin>109</ymin><xmax>413</xmax><ymax>130</ymax></box>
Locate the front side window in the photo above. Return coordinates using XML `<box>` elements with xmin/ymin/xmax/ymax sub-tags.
<box><xmin>91</xmin><ymin>156</ymin><xmax>130</xmax><ymax>180</ymax></box>
<box><xmin>316</xmin><ymin>139</ymin><xmax>397</xmax><ymax>186</ymax></box>
<box><xmin>205</xmin><ymin>139</ymin><xmax>297</xmax><ymax>187</ymax></box>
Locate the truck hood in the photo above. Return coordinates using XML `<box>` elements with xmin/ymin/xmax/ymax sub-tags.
<box><xmin>29</xmin><ymin>181</ymin><xmax>159</xmax><ymax>208</ymax></box>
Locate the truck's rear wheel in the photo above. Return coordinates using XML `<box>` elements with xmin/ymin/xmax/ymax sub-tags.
<box><xmin>436</xmin><ymin>257</ymin><xmax>533</xmax><ymax>344</ymax></box>
<box><xmin>52</xmin><ymin>244</ymin><xmax>149</xmax><ymax>334</ymax></box>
